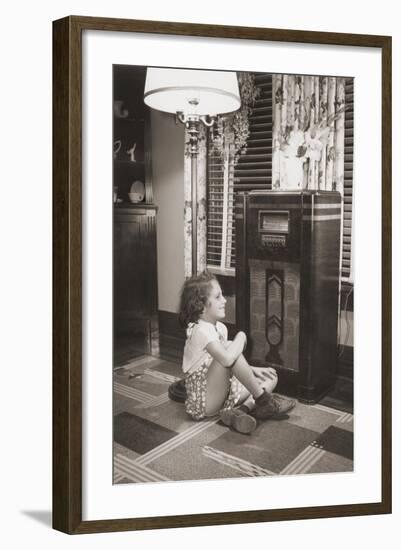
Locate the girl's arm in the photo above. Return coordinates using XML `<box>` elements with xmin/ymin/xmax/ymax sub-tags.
<box><xmin>206</xmin><ymin>331</ymin><xmax>247</xmax><ymax>368</ymax></box>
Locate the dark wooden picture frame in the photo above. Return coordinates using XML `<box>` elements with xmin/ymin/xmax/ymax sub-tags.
<box><xmin>53</xmin><ymin>15</ymin><xmax>392</xmax><ymax>534</ymax></box>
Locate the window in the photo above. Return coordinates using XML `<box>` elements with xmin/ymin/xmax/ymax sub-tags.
<box><xmin>206</xmin><ymin>144</ymin><xmax>235</xmax><ymax>273</ymax></box>
<box><xmin>206</xmin><ymin>73</ymin><xmax>353</xmax><ymax>285</ymax></box>
<box><xmin>207</xmin><ymin>73</ymin><xmax>273</xmax><ymax>274</ymax></box>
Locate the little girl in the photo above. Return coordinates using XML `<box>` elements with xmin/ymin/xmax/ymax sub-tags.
<box><xmin>178</xmin><ymin>270</ymin><xmax>295</xmax><ymax>434</ymax></box>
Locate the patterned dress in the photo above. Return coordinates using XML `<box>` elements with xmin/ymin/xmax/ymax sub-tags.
<box><xmin>182</xmin><ymin>320</ymin><xmax>243</xmax><ymax>420</ymax></box>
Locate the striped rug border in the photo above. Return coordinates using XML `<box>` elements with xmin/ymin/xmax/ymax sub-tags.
<box><xmin>114</xmin><ymin>454</ymin><xmax>170</xmax><ymax>483</ymax></box>
<box><xmin>280</xmin><ymin>445</ymin><xmax>325</xmax><ymax>475</ymax></box>
<box><xmin>114</xmin><ymin>381</ymin><xmax>170</xmax><ymax>408</ymax></box>
<box><xmin>202</xmin><ymin>446</ymin><xmax>275</xmax><ymax>477</ymax></box>
<box><xmin>136</xmin><ymin>418</ymin><xmax>220</xmax><ymax>466</ymax></box>
<box><xmin>337</xmin><ymin>412</ymin><xmax>354</xmax><ymax>423</ymax></box>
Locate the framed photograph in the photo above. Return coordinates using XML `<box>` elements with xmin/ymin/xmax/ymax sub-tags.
<box><xmin>53</xmin><ymin>16</ymin><xmax>392</xmax><ymax>534</ymax></box>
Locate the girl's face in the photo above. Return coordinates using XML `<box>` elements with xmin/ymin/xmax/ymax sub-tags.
<box><xmin>202</xmin><ymin>280</ymin><xmax>227</xmax><ymax>323</ymax></box>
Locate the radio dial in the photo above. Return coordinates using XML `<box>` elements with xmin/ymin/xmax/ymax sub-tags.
<box><xmin>261</xmin><ymin>234</ymin><xmax>286</xmax><ymax>249</ymax></box>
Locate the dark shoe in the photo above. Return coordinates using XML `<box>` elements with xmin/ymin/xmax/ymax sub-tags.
<box><xmin>252</xmin><ymin>391</ymin><xmax>295</xmax><ymax>420</ymax></box>
<box><xmin>220</xmin><ymin>408</ymin><xmax>257</xmax><ymax>434</ymax></box>
<box><xmin>272</xmin><ymin>394</ymin><xmax>297</xmax><ymax>411</ymax></box>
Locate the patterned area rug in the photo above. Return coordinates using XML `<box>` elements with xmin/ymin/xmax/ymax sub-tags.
<box><xmin>113</xmin><ymin>355</ymin><xmax>353</xmax><ymax>484</ymax></box>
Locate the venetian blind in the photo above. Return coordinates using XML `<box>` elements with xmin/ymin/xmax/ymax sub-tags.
<box><xmin>206</xmin><ymin>143</ymin><xmax>235</xmax><ymax>271</ymax></box>
<box><xmin>206</xmin><ymin>73</ymin><xmax>272</xmax><ymax>270</ymax></box>
<box><xmin>342</xmin><ymin>78</ymin><xmax>354</xmax><ymax>281</ymax></box>
<box><xmin>233</xmin><ymin>73</ymin><xmax>273</xmax><ymax>192</ymax></box>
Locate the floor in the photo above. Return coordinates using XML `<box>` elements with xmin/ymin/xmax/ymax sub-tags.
<box><xmin>113</xmin><ymin>334</ymin><xmax>354</xmax><ymax>484</ymax></box>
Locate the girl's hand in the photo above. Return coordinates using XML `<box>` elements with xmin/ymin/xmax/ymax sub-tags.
<box><xmin>264</xmin><ymin>367</ymin><xmax>278</xmax><ymax>379</ymax></box>
<box><xmin>251</xmin><ymin>366</ymin><xmax>278</xmax><ymax>393</ymax></box>
<box><xmin>251</xmin><ymin>366</ymin><xmax>277</xmax><ymax>381</ymax></box>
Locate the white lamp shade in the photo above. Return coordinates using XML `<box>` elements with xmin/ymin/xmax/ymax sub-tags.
<box><xmin>144</xmin><ymin>68</ymin><xmax>241</xmax><ymax>116</ymax></box>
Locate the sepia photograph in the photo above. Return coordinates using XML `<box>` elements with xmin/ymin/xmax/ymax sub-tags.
<box><xmin>112</xmin><ymin>65</ymin><xmax>354</xmax><ymax>484</ymax></box>
<box><xmin>52</xmin><ymin>15</ymin><xmax>391</xmax><ymax>533</ymax></box>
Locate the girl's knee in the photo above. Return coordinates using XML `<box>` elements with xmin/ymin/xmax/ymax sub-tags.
<box><xmin>209</xmin><ymin>359</ymin><xmax>233</xmax><ymax>373</ymax></box>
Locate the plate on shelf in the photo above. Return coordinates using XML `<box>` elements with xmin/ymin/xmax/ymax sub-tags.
<box><xmin>128</xmin><ymin>180</ymin><xmax>145</xmax><ymax>203</ymax></box>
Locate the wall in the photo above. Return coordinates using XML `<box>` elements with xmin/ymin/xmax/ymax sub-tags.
<box><xmin>151</xmin><ymin>110</ymin><xmax>185</xmax><ymax>313</ymax></box>
<box><xmin>2</xmin><ymin>2</ymin><xmax>400</xmax><ymax>550</ymax></box>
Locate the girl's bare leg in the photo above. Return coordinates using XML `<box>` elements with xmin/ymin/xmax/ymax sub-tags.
<box><xmin>231</xmin><ymin>354</ymin><xmax>265</xmax><ymax>398</ymax></box>
<box><xmin>205</xmin><ymin>354</ymin><xmax>269</xmax><ymax>415</ymax></box>
<box><xmin>204</xmin><ymin>360</ymin><xmax>232</xmax><ymax>415</ymax></box>
<box><xmin>239</xmin><ymin>393</ymin><xmax>255</xmax><ymax>411</ymax></box>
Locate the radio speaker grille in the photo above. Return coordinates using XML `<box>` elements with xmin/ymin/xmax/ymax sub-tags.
<box><xmin>249</xmin><ymin>259</ymin><xmax>300</xmax><ymax>372</ymax></box>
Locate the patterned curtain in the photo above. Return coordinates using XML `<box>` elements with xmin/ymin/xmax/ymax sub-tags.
<box><xmin>272</xmin><ymin>75</ymin><xmax>346</xmax><ymax>192</ymax></box>
<box><xmin>183</xmin><ymin>125</ymin><xmax>207</xmax><ymax>278</ymax></box>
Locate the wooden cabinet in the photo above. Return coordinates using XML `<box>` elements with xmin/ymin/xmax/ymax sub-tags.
<box><xmin>113</xmin><ymin>205</ymin><xmax>158</xmax><ymax>338</ymax></box>
<box><xmin>113</xmin><ymin>66</ymin><xmax>158</xmax><ymax>345</ymax></box>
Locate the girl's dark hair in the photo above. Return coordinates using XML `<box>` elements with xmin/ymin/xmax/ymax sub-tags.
<box><xmin>178</xmin><ymin>270</ymin><xmax>218</xmax><ymax>328</ymax></box>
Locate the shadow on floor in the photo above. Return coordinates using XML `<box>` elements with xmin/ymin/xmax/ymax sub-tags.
<box><xmin>21</xmin><ymin>510</ymin><xmax>52</xmax><ymax>528</ymax></box>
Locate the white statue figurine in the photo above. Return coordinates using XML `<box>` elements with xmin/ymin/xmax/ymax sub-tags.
<box><xmin>126</xmin><ymin>143</ymin><xmax>137</xmax><ymax>162</ymax></box>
